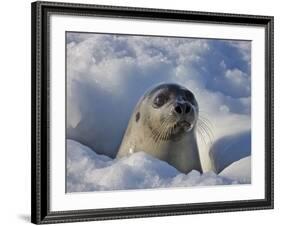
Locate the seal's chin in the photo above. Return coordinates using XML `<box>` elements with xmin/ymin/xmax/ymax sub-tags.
<box><xmin>179</xmin><ymin>121</ymin><xmax>192</xmax><ymax>131</ymax></box>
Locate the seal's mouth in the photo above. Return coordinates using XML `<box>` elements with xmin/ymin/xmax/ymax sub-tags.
<box><xmin>151</xmin><ymin>119</ymin><xmax>193</xmax><ymax>141</ymax></box>
<box><xmin>173</xmin><ymin>120</ymin><xmax>192</xmax><ymax>132</ymax></box>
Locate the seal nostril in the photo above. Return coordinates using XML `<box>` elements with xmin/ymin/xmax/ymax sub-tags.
<box><xmin>174</xmin><ymin>105</ymin><xmax>182</xmax><ymax>114</ymax></box>
<box><xmin>185</xmin><ymin>105</ymin><xmax>191</xmax><ymax>114</ymax></box>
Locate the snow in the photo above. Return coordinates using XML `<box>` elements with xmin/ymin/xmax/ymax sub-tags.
<box><xmin>66</xmin><ymin>139</ymin><xmax>249</xmax><ymax>193</ymax></box>
<box><xmin>220</xmin><ymin>156</ymin><xmax>251</xmax><ymax>184</ymax></box>
<box><xmin>66</xmin><ymin>33</ymin><xmax>251</xmax><ymax>173</ymax></box>
<box><xmin>210</xmin><ymin>130</ymin><xmax>251</xmax><ymax>173</ymax></box>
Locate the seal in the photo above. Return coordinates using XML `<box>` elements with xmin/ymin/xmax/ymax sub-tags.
<box><xmin>116</xmin><ymin>83</ymin><xmax>202</xmax><ymax>174</ymax></box>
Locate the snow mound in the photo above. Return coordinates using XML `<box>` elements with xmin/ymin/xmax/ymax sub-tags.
<box><xmin>66</xmin><ymin>33</ymin><xmax>251</xmax><ymax>162</ymax></box>
<box><xmin>220</xmin><ymin>156</ymin><xmax>251</xmax><ymax>184</ymax></box>
<box><xmin>210</xmin><ymin>131</ymin><xmax>251</xmax><ymax>173</ymax></box>
<box><xmin>67</xmin><ymin>140</ymin><xmax>242</xmax><ymax>193</ymax></box>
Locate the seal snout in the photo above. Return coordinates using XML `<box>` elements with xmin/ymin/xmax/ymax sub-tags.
<box><xmin>173</xmin><ymin>102</ymin><xmax>192</xmax><ymax>116</ymax></box>
<box><xmin>171</xmin><ymin>99</ymin><xmax>195</xmax><ymax>132</ymax></box>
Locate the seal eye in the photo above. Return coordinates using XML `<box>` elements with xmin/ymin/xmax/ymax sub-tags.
<box><xmin>135</xmin><ymin>112</ymin><xmax>140</xmax><ymax>122</ymax></box>
<box><xmin>153</xmin><ymin>94</ymin><xmax>168</xmax><ymax>108</ymax></box>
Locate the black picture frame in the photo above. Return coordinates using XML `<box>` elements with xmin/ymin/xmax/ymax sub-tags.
<box><xmin>31</xmin><ymin>1</ymin><xmax>274</xmax><ymax>224</ymax></box>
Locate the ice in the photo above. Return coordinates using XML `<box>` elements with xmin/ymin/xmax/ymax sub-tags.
<box><xmin>67</xmin><ymin>139</ymin><xmax>243</xmax><ymax>192</ymax></box>
<box><xmin>220</xmin><ymin>156</ymin><xmax>251</xmax><ymax>184</ymax></box>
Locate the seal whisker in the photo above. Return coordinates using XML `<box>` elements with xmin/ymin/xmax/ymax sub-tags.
<box><xmin>198</xmin><ymin>123</ymin><xmax>212</xmax><ymax>143</ymax></box>
<box><xmin>199</xmin><ymin>117</ymin><xmax>213</xmax><ymax>129</ymax></box>
<box><xmin>164</xmin><ymin>124</ymin><xmax>172</xmax><ymax>140</ymax></box>
<box><xmin>160</xmin><ymin>117</ymin><xmax>175</xmax><ymax>141</ymax></box>
<box><xmin>197</xmin><ymin>124</ymin><xmax>210</xmax><ymax>149</ymax></box>
<box><xmin>154</xmin><ymin>119</ymin><xmax>170</xmax><ymax>151</ymax></box>
<box><xmin>159</xmin><ymin>118</ymin><xmax>173</xmax><ymax>140</ymax></box>
<box><xmin>198</xmin><ymin>115</ymin><xmax>214</xmax><ymax>129</ymax></box>
<box><xmin>197</xmin><ymin>121</ymin><xmax>214</xmax><ymax>145</ymax></box>
<box><xmin>150</xmin><ymin>117</ymin><xmax>168</xmax><ymax>141</ymax></box>
<box><xmin>152</xmin><ymin>117</ymin><xmax>172</xmax><ymax>151</ymax></box>
<box><xmin>198</xmin><ymin>119</ymin><xmax>214</xmax><ymax>140</ymax></box>
<box><xmin>162</xmin><ymin>121</ymin><xmax>170</xmax><ymax>141</ymax></box>
<box><xmin>196</xmin><ymin>127</ymin><xmax>207</xmax><ymax>146</ymax></box>
<box><xmin>158</xmin><ymin>118</ymin><xmax>173</xmax><ymax>143</ymax></box>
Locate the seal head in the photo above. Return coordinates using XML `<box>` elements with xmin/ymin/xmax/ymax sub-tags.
<box><xmin>144</xmin><ymin>83</ymin><xmax>198</xmax><ymax>141</ymax></box>
<box><xmin>117</xmin><ymin>83</ymin><xmax>202</xmax><ymax>174</ymax></box>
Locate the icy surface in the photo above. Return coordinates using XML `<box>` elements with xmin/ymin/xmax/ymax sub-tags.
<box><xmin>210</xmin><ymin>131</ymin><xmax>251</xmax><ymax>173</ymax></box>
<box><xmin>66</xmin><ymin>33</ymin><xmax>251</xmax><ymax>172</ymax></box>
<box><xmin>220</xmin><ymin>156</ymin><xmax>251</xmax><ymax>184</ymax></box>
<box><xmin>66</xmin><ymin>139</ymin><xmax>247</xmax><ymax>193</ymax></box>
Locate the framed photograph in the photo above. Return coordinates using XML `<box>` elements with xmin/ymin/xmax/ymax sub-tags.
<box><xmin>31</xmin><ymin>1</ymin><xmax>274</xmax><ymax>224</ymax></box>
